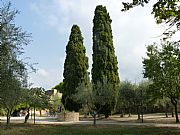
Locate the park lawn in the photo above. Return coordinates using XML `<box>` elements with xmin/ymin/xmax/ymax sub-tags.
<box><xmin>1</xmin><ymin>124</ymin><xmax>180</xmax><ymax>135</ymax></box>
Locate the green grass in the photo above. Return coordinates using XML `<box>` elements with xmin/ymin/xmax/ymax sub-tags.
<box><xmin>0</xmin><ymin>124</ymin><xmax>180</xmax><ymax>135</ymax></box>
<box><xmin>1</xmin><ymin>124</ymin><xmax>180</xmax><ymax>135</ymax></box>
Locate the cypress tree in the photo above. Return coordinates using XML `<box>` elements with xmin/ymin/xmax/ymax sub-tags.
<box><xmin>92</xmin><ymin>5</ymin><xmax>120</xmax><ymax>117</ymax></box>
<box><xmin>92</xmin><ymin>5</ymin><xmax>119</xmax><ymax>88</ymax></box>
<box><xmin>62</xmin><ymin>25</ymin><xmax>89</xmax><ymax>111</ymax></box>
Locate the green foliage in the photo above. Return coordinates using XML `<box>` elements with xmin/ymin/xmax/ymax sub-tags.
<box><xmin>116</xmin><ymin>81</ymin><xmax>136</xmax><ymax>112</ymax></box>
<box><xmin>92</xmin><ymin>5</ymin><xmax>120</xmax><ymax>117</ymax></box>
<box><xmin>143</xmin><ymin>41</ymin><xmax>180</xmax><ymax>99</ymax></box>
<box><xmin>49</xmin><ymin>91</ymin><xmax>62</xmax><ymax>113</ymax></box>
<box><xmin>116</xmin><ymin>80</ymin><xmax>154</xmax><ymax>117</ymax></box>
<box><xmin>63</xmin><ymin>24</ymin><xmax>89</xmax><ymax>111</ymax></box>
<box><xmin>143</xmin><ymin>40</ymin><xmax>180</xmax><ymax>122</ymax></box>
<box><xmin>0</xmin><ymin>2</ymin><xmax>32</xmax><ymax>126</ymax></box>
<box><xmin>28</xmin><ymin>87</ymin><xmax>50</xmax><ymax>109</ymax></box>
<box><xmin>122</xmin><ymin>0</ymin><xmax>180</xmax><ymax>39</ymax></box>
<box><xmin>92</xmin><ymin>5</ymin><xmax>120</xmax><ymax>87</ymax></box>
<box><xmin>0</xmin><ymin>108</ymin><xmax>6</xmax><ymax>116</ymax></box>
<box><xmin>137</xmin><ymin>81</ymin><xmax>152</xmax><ymax>105</ymax></box>
<box><xmin>72</xmin><ymin>81</ymin><xmax>94</xmax><ymax>114</ymax></box>
<box><xmin>73</xmin><ymin>78</ymin><xmax>117</xmax><ymax>118</ymax></box>
<box><xmin>94</xmin><ymin>78</ymin><xmax>118</xmax><ymax>117</ymax></box>
<box><xmin>53</xmin><ymin>82</ymin><xmax>64</xmax><ymax>93</ymax></box>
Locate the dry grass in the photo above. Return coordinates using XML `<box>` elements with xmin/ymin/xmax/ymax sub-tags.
<box><xmin>108</xmin><ymin>113</ymin><xmax>177</xmax><ymax>124</ymax></box>
<box><xmin>1</xmin><ymin>113</ymin><xmax>180</xmax><ymax>135</ymax></box>
<box><xmin>1</xmin><ymin>123</ymin><xmax>180</xmax><ymax>135</ymax></box>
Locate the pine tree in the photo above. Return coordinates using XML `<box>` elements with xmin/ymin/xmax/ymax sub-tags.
<box><xmin>62</xmin><ymin>25</ymin><xmax>89</xmax><ymax>111</ymax></box>
<box><xmin>92</xmin><ymin>5</ymin><xmax>120</xmax><ymax>117</ymax></box>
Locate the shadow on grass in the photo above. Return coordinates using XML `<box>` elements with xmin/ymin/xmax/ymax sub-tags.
<box><xmin>1</xmin><ymin>123</ymin><xmax>180</xmax><ymax>135</ymax></box>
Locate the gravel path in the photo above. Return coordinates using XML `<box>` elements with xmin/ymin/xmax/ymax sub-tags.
<box><xmin>1</xmin><ymin>116</ymin><xmax>180</xmax><ymax>128</ymax></box>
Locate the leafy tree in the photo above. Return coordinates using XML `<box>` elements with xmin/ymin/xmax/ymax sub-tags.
<box><xmin>53</xmin><ymin>82</ymin><xmax>64</xmax><ymax>93</ymax></box>
<box><xmin>0</xmin><ymin>2</ymin><xmax>31</xmax><ymax>128</ymax></box>
<box><xmin>116</xmin><ymin>81</ymin><xmax>136</xmax><ymax>117</ymax></box>
<box><xmin>26</xmin><ymin>87</ymin><xmax>50</xmax><ymax>124</ymax></box>
<box><xmin>49</xmin><ymin>91</ymin><xmax>63</xmax><ymax>116</ymax></box>
<box><xmin>73</xmin><ymin>78</ymin><xmax>116</xmax><ymax>125</ymax></box>
<box><xmin>92</xmin><ymin>5</ymin><xmax>120</xmax><ymax>117</ymax></box>
<box><xmin>136</xmin><ymin>81</ymin><xmax>152</xmax><ymax>122</ymax></box>
<box><xmin>146</xmin><ymin>80</ymin><xmax>174</xmax><ymax>117</ymax></box>
<box><xmin>122</xmin><ymin>0</ymin><xmax>180</xmax><ymax>39</ymax></box>
<box><xmin>72</xmin><ymin>82</ymin><xmax>94</xmax><ymax>116</ymax></box>
<box><xmin>143</xmin><ymin>40</ymin><xmax>180</xmax><ymax>123</ymax></box>
<box><xmin>93</xmin><ymin>78</ymin><xmax>118</xmax><ymax>118</ymax></box>
<box><xmin>155</xmin><ymin>97</ymin><xmax>172</xmax><ymax>117</ymax></box>
<box><xmin>63</xmin><ymin>25</ymin><xmax>89</xmax><ymax>111</ymax></box>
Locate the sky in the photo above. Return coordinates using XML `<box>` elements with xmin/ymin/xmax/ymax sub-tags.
<box><xmin>2</xmin><ymin>0</ymin><xmax>168</xmax><ymax>89</ymax></box>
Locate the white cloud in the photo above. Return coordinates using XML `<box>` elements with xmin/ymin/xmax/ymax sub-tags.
<box><xmin>47</xmin><ymin>15</ymin><xmax>59</xmax><ymax>27</ymax></box>
<box><xmin>29</xmin><ymin>0</ymin><xmax>167</xmax><ymax>88</ymax></box>
<box><xmin>29</xmin><ymin>68</ymin><xmax>63</xmax><ymax>90</ymax></box>
<box><xmin>37</xmin><ymin>68</ymin><xmax>49</xmax><ymax>77</ymax></box>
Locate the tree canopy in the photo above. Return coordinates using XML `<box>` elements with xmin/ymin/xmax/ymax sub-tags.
<box><xmin>92</xmin><ymin>5</ymin><xmax>120</xmax><ymax>88</ymax></box>
<box><xmin>62</xmin><ymin>24</ymin><xmax>89</xmax><ymax>111</ymax></box>
<box><xmin>0</xmin><ymin>2</ymin><xmax>32</xmax><ymax>127</ymax></box>
<box><xmin>122</xmin><ymin>0</ymin><xmax>180</xmax><ymax>39</ymax></box>
<box><xmin>143</xmin><ymin>40</ymin><xmax>180</xmax><ymax>122</ymax></box>
<box><xmin>91</xmin><ymin>5</ymin><xmax>120</xmax><ymax>117</ymax></box>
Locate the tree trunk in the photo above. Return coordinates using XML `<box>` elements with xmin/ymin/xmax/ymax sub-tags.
<box><xmin>31</xmin><ymin>109</ymin><xmax>33</xmax><ymax>119</ymax></box>
<box><xmin>141</xmin><ymin>106</ymin><xmax>144</xmax><ymax>123</ymax></box>
<box><xmin>105</xmin><ymin>114</ymin><xmax>109</xmax><ymax>118</ymax></box>
<box><xmin>171</xmin><ymin>107</ymin><xmax>174</xmax><ymax>117</ymax></box>
<box><xmin>137</xmin><ymin>106</ymin><xmax>141</xmax><ymax>120</ymax></box>
<box><xmin>93</xmin><ymin>111</ymin><xmax>96</xmax><ymax>126</ymax></box>
<box><xmin>6</xmin><ymin>116</ymin><xmax>10</xmax><ymax>129</ymax></box>
<box><xmin>165</xmin><ymin>106</ymin><xmax>168</xmax><ymax>118</ymax></box>
<box><xmin>120</xmin><ymin>108</ymin><xmax>124</xmax><ymax>117</ymax></box>
<box><xmin>128</xmin><ymin>107</ymin><xmax>131</xmax><ymax>117</ymax></box>
<box><xmin>39</xmin><ymin>110</ymin><xmax>42</xmax><ymax>116</ymax></box>
<box><xmin>174</xmin><ymin>104</ymin><xmax>179</xmax><ymax>123</ymax></box>
<box><xmin>6</xmin><ymin>109</ymin><xmax>11</xmax><ymax>129</ymax></box>
<box><xmin>24</xmin><ymin>107</ymin><xmax>30</xmax><ymax>123</ymax></box>
<box><xmin>165</xmin><ymin>104</ymin><xmax>169</xmax><ymax>118</ymax></box>
<box><xmin>171</xmin><ymin>98</ymin><xmax>179</xmax><ymax>123</ymax></box>
<box><xmin>165</xmin><ymin>112</ymin><xmax>168</xmax><ymax>118</ymax></box>
<box><xmin>34</xmin><ymin>106</ymin><xmax>36</xmax><ymax>124</ymax></box>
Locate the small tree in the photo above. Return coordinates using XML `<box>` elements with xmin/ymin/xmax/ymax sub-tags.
<box><xmin>30</xmin><ymin>87</ymin><xmax>50</xmax><ymax>124</ymax></box>
<box><xmin>116</xmin><ymin>81</ymin><xmax>135</xmax><ymax>117</ymax></box>
<box><xmin>21</xmin><ymin>87</ymin><xmax>50</xmax><ymax>124</ymax></box>
<box><xmin>143</xmin><ymin>40</ymin><xmax>180</xmax><ymax>123</ymax></box>
<box><xmin>49</xmin><ymin>92</ymin><xmax>62</xmax><ymax>116</ymax></box>
<box><xmin>73</xmin><ymin>78</ymin><xmax>117</xmax><ymax>126</ymax></box>
<box><xmin>136</xmin><ymin>81</ymin><xmax>151</xmax><ymax>123</ymax></box>
<box><xmin>94</xmin><ymin>78</ymin><xmax>118</xmax><ymax>118</ymax></box>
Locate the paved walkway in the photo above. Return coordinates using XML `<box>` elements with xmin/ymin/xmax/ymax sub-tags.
<box><xmin>1</xmin><ymin>116</ymin><xmax>180</xmax><ymax>128</ymax></box>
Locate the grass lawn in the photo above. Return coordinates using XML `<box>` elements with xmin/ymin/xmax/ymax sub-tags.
<box><xmin>1</xmin><ymin>124</ymin><xmax>180</xmax><ymax>135</ymax></box>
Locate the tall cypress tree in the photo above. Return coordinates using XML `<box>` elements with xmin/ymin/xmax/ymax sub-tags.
<box><xmin>92</xmin><ymin>5</ymin><xmax>120</xmax><ymax>117</ymax></box>
<box><xmin>63</xmin><ymin>25</ymin><xmax>89</xmax><ymax>111</ymax></box>
<box><xmin>92</xmin><ymin>5</ymin><xmax>119</xmax><ymax>87</ymax></box>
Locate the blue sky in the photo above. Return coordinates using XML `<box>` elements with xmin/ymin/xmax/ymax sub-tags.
<box><xmin>3</xmin><ymin>0</ymin><xmax>168</xmax><ymax>89</ymax></box>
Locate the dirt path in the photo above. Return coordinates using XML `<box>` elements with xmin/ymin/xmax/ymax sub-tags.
<box><xmin>1</xmin><ymin>114</ymin><xmax>180</xmax><ymax>128</ymax></box>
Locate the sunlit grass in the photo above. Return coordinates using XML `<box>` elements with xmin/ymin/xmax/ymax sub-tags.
<box><xmin>1</xmin><ymin>124</ymin><xmax>180</xmax><ymax>135</ymax></box>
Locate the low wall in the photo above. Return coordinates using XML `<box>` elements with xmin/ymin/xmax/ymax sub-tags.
<box><xmin>57</xmin><ymin>112</ymin><xmax>79</xmax><ymax>122</ymax></box>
